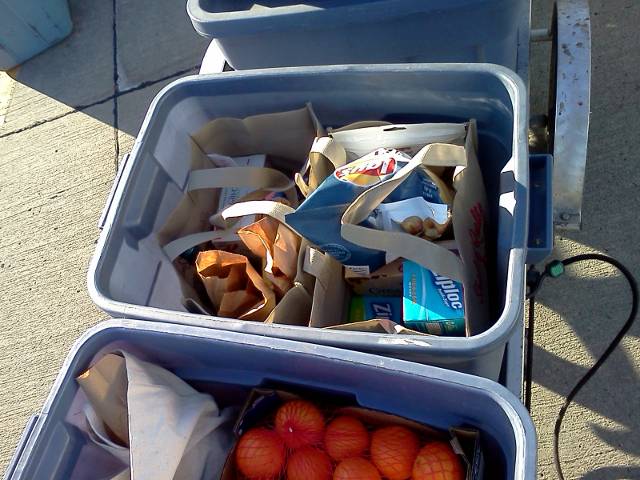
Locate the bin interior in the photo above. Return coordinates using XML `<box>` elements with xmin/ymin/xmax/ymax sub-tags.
<box><xmin>16</xmin><ymin>323</ymin><xmax>527</xmax><ymax>479</ymax></box>
<box><xmin>206</xmin><ymin>1</ymin><xmax>370</xmax><ymax>11</ymax></box>
<box><xmin>198</xmin><ymin>0</ymin><xmax>507</xmax><ymax>16</ymax></box>
<box><xmin>93</xmin><ymin>67</ymin><xmax>522</xmax><ymax>341</ymax></box>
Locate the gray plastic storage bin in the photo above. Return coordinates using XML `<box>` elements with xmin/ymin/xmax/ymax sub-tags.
<box><xmin>4</xmin><ymin>320</ymin><xmax>536</xmax><ymax>480</ymax></box>
<box><xmin>186</xmin><ymin>0</ymin><xmax>526</xmax><ymax>70</ymax></box>
<box><xmin>89</xmin><ymin>64</ymin><xmax>529</xmax><ymax>382</ymax></box>
<box><xmin>0</xmin><ymin>0</ymin><xmax>72</xmax><ymax>70</ymax></box>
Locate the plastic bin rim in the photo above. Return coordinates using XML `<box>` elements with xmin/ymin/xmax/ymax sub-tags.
<box><xmin>186</xmin><ymin>0</ymin><xmax>485</xmax><ymax>27</ymax></box>
<box><xmin>14</xmin><ymin>319</ymin><xmax>535</xmax><ymax>479</ymax></box>
<box><xmin>51</xmin><ymin>319</ymin><xmax>537</xmax><ymax>430</ymax></box>
<box><xmin>88</xmin><ymin>63</ymin><xmax>528</xmax><ymax>357</ymax></box>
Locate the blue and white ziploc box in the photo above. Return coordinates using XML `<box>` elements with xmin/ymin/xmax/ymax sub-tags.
<box><xmin>402</xmin><ymin>260</ymin><xmax>466</xmax><ymax>336</ymax></box>
<box><xmin>348</xmin><ymin>296</ymin><xmax>403</xmax><ymax>323</ymax></box>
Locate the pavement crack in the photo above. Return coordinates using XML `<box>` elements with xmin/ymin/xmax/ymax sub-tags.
<box><xmin>0</xmin><ymin>65</ymin><xmax>198</xmax><ymax>141</ymax></box>
<box><xmin>111</xmin><ymin>0</ymin><xmax>120</xmax><ymax>173</ymax></box>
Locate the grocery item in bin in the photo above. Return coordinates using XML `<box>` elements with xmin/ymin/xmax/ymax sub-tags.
<box><xmin>205</xmin><ymin>153</ymin><xmax>266</xmax><ymax>250</ymax></box>
<box><xmin>222</xmin><ymin>389</ymin><xmax>481</xmax><ymax>480</ymax></box>
<box><xmin>237</xmin><ymin>216</ymin><xmax>301</xmax><ymax>298</ymax></box>
<box><xmin>348</xmin><ymin>296</ymin><xmax>402</xmax><ymax>323</ymax></box>
<box><xmin>334</xmin><ymin>457</ymin><xmax>381</xmax><ymax>480</ymax></box>
<box><xmin>196</xmin><ymin>250</ymin><xmax>276</xmax><ymax>321</ymax></box>
<box><xmin>367</xmin><ymin>196</ymin><xmax>451</xmax><ymax>242</ymax></box>
<box><xmin>267</xmin><ymin>243</ymin><xmax>347</xmax><ymax>328</ymax></box>
<box><xmin>330</xmin><ymin>122</ymin><xmax>466</xmax><ymax>161</ymax></box>
<box><xmin>286</xmin><ymin>148</ymin><xmax>445</xmax><ymax>274</ymax></box>
<box><xmin>345</xmin><ymin>258</ymin><xmax>404</xmax><ymax>296</ymax></box>
<box><xmin>287</xmin><ymin>446</ymin><xmax>333</xmax><ymax>480</ymax></box>
<box><xmin>340</xmin><ymin>122</ymin><xmax>490</xmax><ymax>335</ymax></box>
<box><xmin>371</xmin><ymin>425</ymin><xmax>420</xmax><ymax>480</ymax></box>
<box><xmin>403</xmin><ymin>260</ymin><xmax>465</xmax><ymax>336</ymax></box>
<box><xmin>235</xmin><ymin>428</ymin><xmax>285</xmax><ymax>479</ymax></box>
<box><xmin>414</xmin><ymin>442</ymin><xmax>465</xmax><ymax>480</ymax></box>
<box><xmin>275</xmin><ymin>399</ymin><xmax>325</xmax><ymax>448</ymax></box>
<box><xmin>324</xmin><ymin>416</ymin><xmax>369</xmax><ymax>461</ymax></box>
<box><xmin>77</xmin><ymin>351</ymin><xmax>236</xmax><ymax>480</ymax></box>
<box><xmin>157</xmin><ymin>105</ymin><xmax>323</xmax><ymax>308</ymax></box>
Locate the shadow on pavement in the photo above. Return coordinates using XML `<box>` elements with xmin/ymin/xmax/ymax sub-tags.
<box><xmin>532</xmin><ymin>260</ymin><xmax>640</xmax><ymax>457</ymax></box>
<box><xmin>528</xmin><ymin>0</ymin><xmax>640</xmax><ymax>470</ymax></box>
<box><xmin>5</xmin><ymin>0</ymin><xmax>208</xmax><ymax>137</ymax></box>
<box><xmin>581</xmin><ymin>466</ymin><xmax>640</xmax><ymax>480</ymax></box>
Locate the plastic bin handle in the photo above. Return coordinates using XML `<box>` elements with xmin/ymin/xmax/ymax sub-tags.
<box><xmin>526</xmin><ymin>154</ymin><xmax>554</xmax><ymax>265</ymax></box>
<box><xmin>3</xmin><ymin>414</ymin><xmax>39</xmax><ymax>480</ymax></box>
<box><xmin>98</xmin><ymin>153</ymin><xmax>131</xmax><ymax>230</ymax></box>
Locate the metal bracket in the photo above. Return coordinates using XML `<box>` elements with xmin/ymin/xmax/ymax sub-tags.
<box><xmin>549</xmin><ymin>0</ymin><xmax>592</xmax><ymax>229</ymax></box>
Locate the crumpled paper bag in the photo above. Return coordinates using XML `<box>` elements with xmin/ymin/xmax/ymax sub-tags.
<box><xmin>237</xmin><ymin>217</ymin><xmax>301</xmax><ymax>298</ymax></box>
<box><xmin>195</xmin><ymin>250</ymin><xmax>276</xmax><ymax>321</ymax></box>
<box><xmin>77</xmin><ymin>351</ymin><xmax>236</xmax><ymax>480</ymax></box>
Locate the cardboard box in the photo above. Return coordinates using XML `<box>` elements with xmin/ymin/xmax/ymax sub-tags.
<box><xmin>345</xmin><ymin>258</ymin><xmax>404</xmax><ymax>296</ymax></box>
<box><xmin>403</xmin><ymin>260</ymin><xmax>466</xmax><ymax>336</ymax></box>
<box><xmin>221</xmin><ymin>389</ymin><xmax>484</xmax><ymax>480</ymax></box>
<box><xmin>348</xmin><ymin>296</ymin><xmax>403</xmax><ymax>323</ymax></box>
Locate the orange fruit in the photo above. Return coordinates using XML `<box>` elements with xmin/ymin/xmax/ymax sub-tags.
<box><xmin>334</xmin><ymin>457</ymin><xmax>381</xmax><ymax>480</ymax></box>
<box><xmin>236</xmin><ymin>428</ymin><xmax>286</xmax><ymax>479</ymax></box>
<box><xmin>324</xmin><ymin>416</ymin><xmax>370</xmax><ymax>461</ymax></box>
<box><xmin>275</xmin><ymin>400</ymin><xmax>325</xmax><ymax>449</ymax></box>
<box><xmin>370</xmin><ymin>426</ymin><xmax>420</xmax><ymax>480</ymax></box>
<box><xmin>412</xmin><ymin>442</ymin><xmax>465</xmax><ymax>480</ymax></box>
<box><xmin>287</xmin><ymin>446</ymin><xmax>334</xmax><ymax>480</ymax></box>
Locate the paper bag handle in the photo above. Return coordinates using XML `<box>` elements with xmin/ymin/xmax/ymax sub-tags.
<box><xmin>341</xmin><ymin>142</ymin><xmax>469</xmax><ymax>282</ymax></box>
<box><xmin>187</xmin><ymin>167</ymin><xmax>294</xmax><ymax>193</ymax></box>
<box><xmin>188</xmin><ymin>166</ymin><xmax>298</xmax><ymax>228</ymax></box>
<box><xmin>162</xmin><ymin>201</ymin><xmax>296</xmax><ymax>261</ymax></box>
<box><xmin>295</xmin><ymin>137</ymin><xmax>348</xmax><ymax>197</ymax></box>
<box><xmin>294</xmin><ymin>120</ymin><xmax>390</xmax><ymax>196</ymax></box>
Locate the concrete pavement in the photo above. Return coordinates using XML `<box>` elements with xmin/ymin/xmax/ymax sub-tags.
<box><xmin>0</xmin><ymin>0</ymin><xmax>639</xmax><ymax>478</ymax></box>
<box><xmin>530</xmin><ymin>1</ymin><xmax>640</xmax><ymax>478</ymax></box>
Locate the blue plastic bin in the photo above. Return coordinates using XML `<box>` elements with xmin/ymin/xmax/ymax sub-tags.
<box><xmin>4</xmin><ymin>319</ymin><xmax>537</xmax><ymax>479</ymax></box>
<box><xmin>0</xmin><ymin>0</ymin><xmax>72</xmax><ymax>70</ymax></box>
<box><xmin>186</xmin><ymin>0</ymin><xmax>526</xmax><ymax>70</ymax></box>
<box><xmin>526</xmin><ymin>154</ymin><xmax>553</xmax><ymax>265</ymax></box>
<box><xmin>88</xmin><ymin>64</ymin><xmax>530</xmax><ymax>383</ymax></box>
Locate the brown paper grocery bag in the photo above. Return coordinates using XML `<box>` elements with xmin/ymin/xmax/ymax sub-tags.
<box><xmin>265</xmin><ymin>243</ymin><xmax>346</xmax><ymax>328</ymax></box>
<box><xmin>263</xmin><ymin>239</ymin><xmax>315</xmax><ymax>326</ymax></box>
<box><xmin>77</xmin><ymin>352</ymin><xmax>235</xmax><ymax>480</ymax></box>
<box><xmin>219</xmin><ymin>201</ymin><xmax>341</xmax><ymax>328</ymax></box>
<box><xmin>195</xmin><ymin>250</ymin><xmax>276</xmax><ymax>321</ymax></box>
<box><xmin>340</xmin><ymin>122</ymin><xmax>490</xmax><ymax>335</ymax></box>
<box><xmin>237</xmin><ymin>217</ymin><xmax>301</xmax><ymax>298</ymax></box>
<box><xmin>77</xmin><ymin>354</ymin><xmax>129</xmax><ymax>447</ymax></box>
<box><xmin>159</xmin><ymin>104</ymin><xmax>322</xmax><ymax>256</ymax></box>
<box><xmin>156</xmin><ymin>105</ymin><xmax>323</xmax><ymax>313</ymax></box>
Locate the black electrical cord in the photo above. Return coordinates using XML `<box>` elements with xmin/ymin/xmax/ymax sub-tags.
<box><xmin>524</xmin><ymin>253</ymin><xmax>638</xmax><ymax>480</ymax></box>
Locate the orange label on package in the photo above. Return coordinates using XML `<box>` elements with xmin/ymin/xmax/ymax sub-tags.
<box><xmin>334</xmin><ymin>149</ymin><xmax>406</xmax><ymax>186</ymax></box>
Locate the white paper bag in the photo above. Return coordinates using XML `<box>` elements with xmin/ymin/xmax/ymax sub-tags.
<box><xmin>78</xmin><ymin>351</ymin><xmax>236</xmax><ymax>480</ymax></box>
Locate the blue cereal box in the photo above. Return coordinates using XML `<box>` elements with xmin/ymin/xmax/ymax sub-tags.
<box><xmin>348</xmin><ymin>296</ymin><xmax>403</xmax><ymax>323</ymax></box>
<box><xmin>402</xmin><ymin>260</ymin><xmax>466</xmax><ymax>336</ymax></box>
